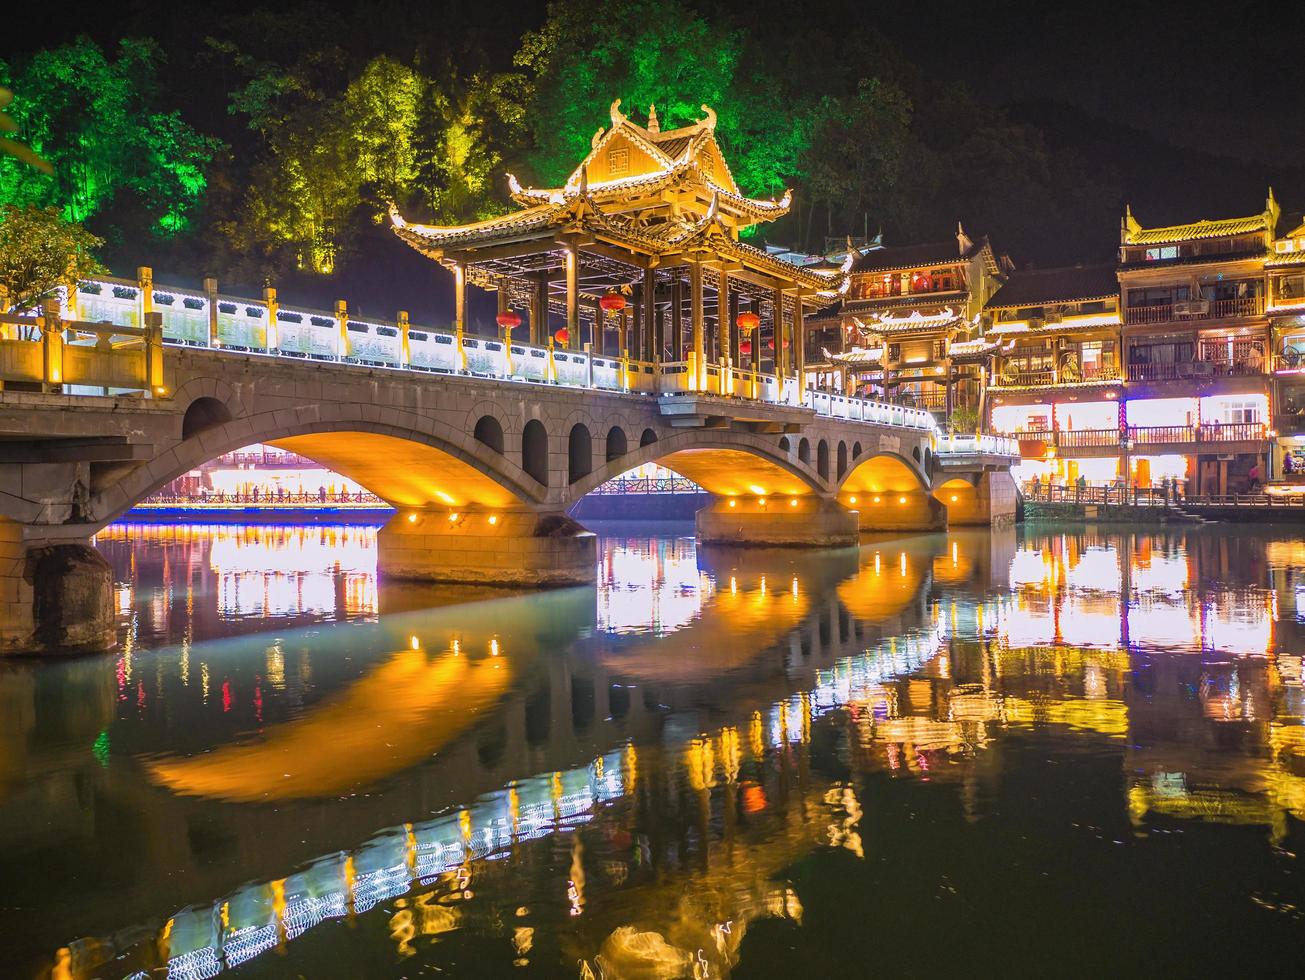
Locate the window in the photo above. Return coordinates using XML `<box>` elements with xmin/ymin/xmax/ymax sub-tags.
<box><xmin>887</xmin><ymin>343</ymin><xmax>901</xmax><ymax>360</ymax></box>
<box><xmin>607</xmin><ymin>147</ymin><xmax>629</xmax><ymax>176</ymax></box>
<box><xmin>1218</xmin><ymin>398</ymin><xmax>1261</xmax><ymax>424</ymax></box>
<box><xmin>1144</xmin><ymin>245</ymin><xmax>1179</xmax><ymax>261</ymax></box>
<box><xmin>1278</xmin><ymin>274</ymin><xmax>1305</xmax><ymax>300</ymax></box>
<box><xmin>1276</xmin><ymin>239</ymin><xmax>1295</xmax><ymax>253</ymax></box>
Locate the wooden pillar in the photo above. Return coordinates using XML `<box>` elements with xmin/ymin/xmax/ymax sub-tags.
<box><xmin>690</xmin><ymin>262</ymin><xmax>705</xmax><ymax>389</ymax></box>
<box><xmin>728</xmin><ymin>287</ymin><xmax>740</xmax><ymax>367</ymax></box>
<box><xmin>773</xmin><ymin>288</ymin><xmax>787</xmax><ymax>379</ymax></box>
<box><xmin>619</xmin><ymin>309</ymin><xmax>629</xmax><ymax>357</ymax></box>
<box><xmin>565</xmin><ymin>249</ymin><xmax>579</xmax><ymax>351</ymax></box>
<box><xmin>531</xmin><ymin>275</ymin><xmax>548</xmax><ymax>346</ymax></box>
<box><xmin>642</xmin><ymin>267</ymin><xmax>656</xmax><ymax>363</ymax></box>
<box><xmin>453</xmin><ymin>261</ymin><xmax>467</xmax><ymax>369</ymax></box>
<box><xmin>794</xmin><ymin>295</ymin><xmax>806</xmax><ymax>395</ymax></box>
<box><xmin>717</xmin><ymin>268</ymin><xmax>731</xmax><ymax>395</ymax></box>
<box><xmin>631</xmin><ymin>282</ymin><xmax>643</xmax><ymax>363</ymax></box>
<box><xmin>671</xmin><ymin>277</ymin><xmax>684</xmax><ymax>361</ymax></box>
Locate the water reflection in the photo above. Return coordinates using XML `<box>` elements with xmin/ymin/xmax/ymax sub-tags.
<box><xmin>5</xmin><ymin>524</ymin><xmax>1305</xmax><ymax>976</ymax></box>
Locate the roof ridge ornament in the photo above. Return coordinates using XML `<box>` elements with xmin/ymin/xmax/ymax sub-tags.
<box><xmin>610</xmin><ymin>99</ymin><xmax>626</xmax><ymax>126</ymax></box>
<box><xmin>591</xmin><ymin>127</ymin><xmax>604</xmax><ymax>150</ymax></box>
<box><xmin>699</xmin><ymin>104</ymin><xmax>717</xmax><ymax>130</ymax></box>
<box><xmin>647</xmin><ymin>103</ymin><xmax>660</xmax><ymax>134</ymax></box>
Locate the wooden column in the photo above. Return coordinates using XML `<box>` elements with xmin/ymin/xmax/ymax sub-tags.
<box><xmin>642</xmin><ymin>268</ymin><xmax>656</xmax><ymax>363</ymax></box>
<box><xmin>773</xmin><ymin>288</ymin><xmax>787</xmax><ymax>379</ymax></box>
<box><xmin>565</xmin><ymin>249</ymin><xmax>579</xmax><ymax>351</ymax></box>
<box><xmin>794</xmin><ymin>295</ymin><xmax>806</xmax><ymax>394</ymax></box>
<box><xmin>690</xmin><ymin>262</ymin><xmax>705</xmax><ymax>389</ymax></box>
<box><xmin>631</xmin><ymin>282</ymin><xmax>643</xmax><ymax>363</ymax></box>
<box><xmin>531</xmin><ymin>275</ymin><xmax>548</xmax><ymax>346</ymax></box>
<box><xmin>671</xmin><ymin>277</ymin><xmax>684</xmax><ymax>361</ymax></box>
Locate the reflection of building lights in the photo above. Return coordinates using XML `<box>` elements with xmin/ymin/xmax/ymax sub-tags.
<box><xmin>452</xmin><ymin>639</ymin><xmax>460</xmax><ymax>656</ymax></box>
<box><xmin>900</xmin><ymin>552</ymin><xmax>907</xmax><ymax>576</ymax></box>
<box><xmin>758</xmin><ymin>496</ymin><xmax>767</xmax><ymax>507</ymax></box>
<box><xmin>490</xmin><ymin>638</ymin><xmax>500</xmax><ymax>656</ymax></box>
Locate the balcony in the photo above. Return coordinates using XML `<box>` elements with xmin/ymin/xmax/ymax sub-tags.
<box><xmin>993</xmin><ymin>363</ymin><xmax>1122</xmax><ymax>388</ymax></box>
<box><xmin>999</xmin><ymin>422</ymin><xmax>1268</xmax><ymax>455</ymax></box>
<box><xmin>1124</xmin><ymin>296</ymin><xmax>1264</xmax><ymax>326</ymax></box>
<box><xmin>1125</xmin><ymin>359</ymin><xmax>1265</xmax><ymax>382</ymax></box>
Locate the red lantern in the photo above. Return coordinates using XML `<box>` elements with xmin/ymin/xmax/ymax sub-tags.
<box><xmin>554</xmin><ymin>327</ymin><xmax>570</xmax><ymax>346</ymax></box>
<box><xmin>600</xmin><ymin>290</ymin><xmax>627</xmax><ymax>313</ymax></box>
<box><xmin>736</xmin><ymin>310</ymin><xmax>760</xmax><ymax>331</ymax></box>
<box><xmin>496</xmin><ymin>309</ymin><xmax>522</xmax><ymax>330</ymax></box>
<box><xmin>739</xmin><ymin>339</ymin><xmax>753</xmax><ymax>356</ymax></box>
<box><xmin>766</xmin><ymin>337</ymin><xmax>790</xmax><ymax>351</ymax></box>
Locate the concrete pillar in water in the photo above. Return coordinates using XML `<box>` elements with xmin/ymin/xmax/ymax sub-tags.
<box><xmin>852</xmin><ymin>491</ymin><xmax>947</xmax><ymax>533</ymax></box>
<box><xmin>0</xmin><ymin>521</ymin><xmax>115</xmax><ymax>655</ymax></box>
<box><xmin>937</xmin><ymin>471</ymin><xmax>1018</xmax><ymax>528</ymax></box>
<box><xmin>376</xmin><ymin>508</ymin><xmax>597</xmax><ymax>586</ymax></box>
<box><xmin>696</xmin><ymin>496</ymin><xmax>858</xmax><ymax>548</ymax></box>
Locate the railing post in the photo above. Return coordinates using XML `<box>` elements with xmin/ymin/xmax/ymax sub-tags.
<box><xmin>398</xmin><ymin>310</ymin><xmax>410</xmax><ymax>369</ymax></box>
<box><xmin>584</xmin><ymin>341</ymin><xmax>594</xmax><ymax>388</ymax></box>
<box><xmin>137</xmin><ymin>266</ymin><xmax>153</xmax><ymax>330</ymax></box>
<box><xmin>546</xmin><ymin>335</ymin><xmax>557</xmax><ymax>384</ymax></box>
<box><xmin>335</xmin><ymin>300</ymin><xmax>348</xmax><ymax>361</ymax></box>
<box><xmin>40</xmin><ymin>299</ymin><xmax>64</xmax><ymax>391</ymax></box>
<box><xmin>264</xmin><ymin>286</ymin><xmax>278</xmax><ymax>352</ymax></box>
<box><xmin>144</xmin><ymin>310</ymin><xmax>165</xmax><ymax>395</ymax></box>
<box><xmin>204</xmin><ymin>277</ymin><xmax>219</xmax><ymax>347</ymax></box>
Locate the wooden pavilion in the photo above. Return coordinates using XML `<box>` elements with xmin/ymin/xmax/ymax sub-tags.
<box><xmin>390</xmin><ymin>100</ymin><xmax>845</xmax><ymax>398</ymax></box>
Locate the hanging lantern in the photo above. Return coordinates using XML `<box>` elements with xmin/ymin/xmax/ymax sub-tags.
<box><xmin>600</xmin><ymin>290</ymin><xmax>627</xmax><ymax>313</ymax></box>
<box><xmin>739</xmin><ymin>339</ymin><xmax>753</xmax><ymax>356</ymax></box>
<box><xmin>766</xmin><ymin>337</ymin><xmax>790</xmax><ymax>351</ymax></box>
<box><xmin>496</xmin><ymin>309</ymin><xmax>522</xmax><ymax>330</ymax></box>
<box><xmin>736</xmin><ymin>310</ymin><xmax>760</xmax><ymax>331</ymax></box>
<box><xmin>554</xmin><ymin>327</ymin><xmax>570</xmax><ymax>346</ymax></box>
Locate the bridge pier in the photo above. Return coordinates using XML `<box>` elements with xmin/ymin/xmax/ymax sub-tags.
<box><xmin>937</xmin><ymin>471</ymin><xmax>1018</xmax><ymax>528</ymax></box>
<box><xmin>376</xmin><ymin>508</ymin><xmax>597</xmax><ymax>586</ymax></box>
<box><xmin>852</xmin><ymin>490</ymin><xmax>947</xmax><ymax>533</ymax></box>
<box><xmin>0</xmin><ymin>522</ymin><xmax>115</xmax><ymax>656</ymax></box>
<box><xmin>696</xmin><ymin>496</ymin><xmax>859</xmax><ymax>548</ymax></box>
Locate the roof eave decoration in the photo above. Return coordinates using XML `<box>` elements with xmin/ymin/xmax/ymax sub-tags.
<box><xmin>1124</xmin><ymin>191</ymin><xmax>1279</xmax><ymax>247</ymax></box>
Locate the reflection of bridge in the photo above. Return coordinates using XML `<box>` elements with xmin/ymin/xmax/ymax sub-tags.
<box><xmin>17</xmin><ymin>532</ymin><xmax>1007</xmax><ymax>979</ymax></box>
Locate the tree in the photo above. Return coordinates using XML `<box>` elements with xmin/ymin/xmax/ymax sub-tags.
<box><xmin>516</xmin><ymin>0</ymin><xmax>807</xmax><ymax>198</ymax></box>
<box><xmin>0</xmin><ymin>205</ymin><xmax>103</xmax><ymax>311</ymax></box>
<box><xmin>0</xmin><ymin>87</ymin><xmax>51</xmax><ymax>174</ymax></box>
<box><xmin>0</xmin><ymin>38</ymin><xmax>221</xmax><ymax>238</ymax></box>
<box><xmin>801</xmin><ymin>78</ymin><xmax>918</xmax><ymax>248</ymax></box>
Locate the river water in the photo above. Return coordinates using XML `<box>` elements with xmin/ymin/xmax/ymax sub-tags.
<box><xmin>4</xmin><ymin>521</ymin><xmax>1305</xmax><ymax>978</ymax></box>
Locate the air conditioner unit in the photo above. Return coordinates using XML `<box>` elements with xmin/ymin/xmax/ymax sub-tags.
<box><xmin>1174</xmin><ymin>301</ymin><xmax>1191</xmax><ymax>315</ymax></box>
<box><xmin>1189</xmin><ymin>300</ymin><xmax>1210</xmax><ymax>314</ymax></box>
<box><xmin>1193</xmin><ymin>361</ymin><xmax>1214</xmax><ymax>376</ymax></box>
<box><xmin>1044</xmin><ymin>310</ymin><xmax>1063</xmax><ymax>324</ymax></box>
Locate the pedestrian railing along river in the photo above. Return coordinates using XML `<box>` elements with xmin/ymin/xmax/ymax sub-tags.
<box><xmin>0</xmin><ymin>274</ymin><xmax>947</xmax><ymax>437</ymax></box>
<box><xmin>1024</xmin><ymin>484</ymin><xmax>1178</xmax><ymax>507</ymax></box>
<box><xmin>135</xmin><ymin>491</ymin><xmax>390</xmax><ymax>508</ymax></box>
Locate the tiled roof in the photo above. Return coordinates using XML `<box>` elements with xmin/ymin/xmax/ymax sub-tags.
<box><xmin>985</xmin><ymin>263</ymin><xmax>1118</xmax><ymax>309</ymax></box>
<box><xmin>1125</xmin><ymin>213</ymin><xmax>1273</xmax><ymax>246</ymax></box>
<box><xmin>851</xmin><ymin>241</ymin><xmax>966</xmax><ymax>273</ymax></box>
<box><xmin>1267</xmin><ymin>250</ymin><xmax>1305</xmax><ymax>267</ymax></box>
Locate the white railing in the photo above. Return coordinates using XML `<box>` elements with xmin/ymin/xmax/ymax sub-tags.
<box><xmin>48</xmin><ymin>275</ymin><xmax>949</xmax><ymax>434</ymax></box>
<box><xmin>936</xmin><ymin>433</ymin><xmax>1019</xmax><ymax>457</ymax></box>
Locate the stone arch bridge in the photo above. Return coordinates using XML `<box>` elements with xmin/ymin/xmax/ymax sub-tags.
<box><xmin>0</xmin><ymin>344</ymin><xmax>1013</xmax><ymax>653</ymax></box>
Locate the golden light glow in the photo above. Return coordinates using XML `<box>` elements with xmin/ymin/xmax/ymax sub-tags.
<box><xmin>898</xmin><ymin>496</ymin><xmax>907</xmax><ymax>504</ymax></box>
<box><xmin>873</xmin><ymin>496</ymin><xmax>881</xmax><ymax>504</ymax></box>
<box><xmin>728</xmin><ymin>499</ymin><xmax>737</xmax><ymax>508</ymax></box>
<box><xmin>407</xmin><ymin>513</ymin><xmax>418</xmax><ymax>523</ymax></box>
<box><xmin>448</xmin><ymin>512</ymin><xmax>459</xmax><ymax>522</ymax></box>
<box><xmin>950</xmin><ymin>494</ymin><xmax>958</xmax><ymax>502</ymax></box>
<box><xmin>488</xmin><ymin>515</ymin><xmax>498</xmax><ymax>525</ymax></box>
<box><xmin>789</xmin><ymin>498</ymin><xmax>798</xmax><ymax>507</ymax></box>
<box><xmin>849</xmin><ymin>495</ymin><xmax>857</xmax><ymax>504</ymax></box>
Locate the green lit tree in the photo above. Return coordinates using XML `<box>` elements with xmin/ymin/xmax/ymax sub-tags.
<box><xmin>0</xmin><ymin>87</ymin><xmax>51</xmax><ymax>174</ymax></box>
<box><xmin>0</xmin><ymin>205</ymin><xmax>103</xmax><ymax>311</ymax></box>
<box><xmin>516</xmin><ymin>0</ymin><xmax>806</xmax><ymax>198</ymax></box>
<box><xmin>0</xmin><ymin>38</ymin><xmax>220</xmax><ymax>237</ymax></box>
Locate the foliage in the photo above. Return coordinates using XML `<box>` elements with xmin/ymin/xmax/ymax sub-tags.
<box><xmin>948</xmin><ymin>405</ymin><xmax>980</xmax><ymax>435</ymax></box>
<box><xmin>0</xmin><ymin>38</ymin><xmax>221</xmax><ymax>237</ymax></box>
<box><xmin>0</xmin><ymin>205</ymin><xmax>103</xmax><ymax>311</ymax></box>
<box><xmin>0</xmin><ymin>87</ymin><xmax>51</xmax><ymax>173</ymax></box>
<box><xmin>516</xmin><ymin>0</ymin><xmax>807</xmax><ymax>197</ymax></box>
<box><xmin>801</xmin><ymin>78</ymin><xmax>917</xmax><ymax>245</ymax></box>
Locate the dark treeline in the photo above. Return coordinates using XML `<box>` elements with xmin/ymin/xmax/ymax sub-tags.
<box><xmin>2</xmin><ymin>0</ymin><xmax>1300</xmax><ymax>319</ymax></box>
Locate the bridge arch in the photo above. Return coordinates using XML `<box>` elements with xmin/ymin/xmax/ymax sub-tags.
<box><xmin>92</xmin><ymin>403</ymin><xmax>548</xmax><ymax>528</ymax></box>
<box><xmin>521</xmin><ymin>420</ymin><xmax>549</xmax><ymax>486</ymax></box>
<box><xmin>474</xmin><ymin>415</ymin><xmax>504</xmax><ymax>454</ymax></box>
<box><xmin>568</xmin><ymin>424</ymin><xmax>593</xmax><ymax>482</ymax></box>
<box><xmin>835</xmin><ymin>450</ymin><xmax>930</xmax><ymax>496</ymax></box>
<box><xmin>566</xmin><ymin>428</ymin><xmax>824</xmax><ymax>503</ymax></box>
<box><xmin>605</xmin><ymin>426</ymin><xmax>628</xmax><ymax>461</ymax></box>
